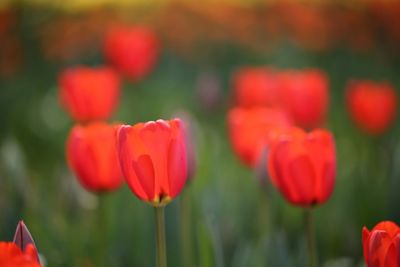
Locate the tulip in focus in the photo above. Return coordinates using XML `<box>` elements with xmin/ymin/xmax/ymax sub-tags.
<box><xmin>227</xmin><ymin>107</ymin><xmax>292</xmax><ymax>167</ymax></box>
<box><xmin>117</xmin><ymin>119</ymin><xmax>188</xmax><ymax>206</ymax></box>
<box><xmin>362</xmin><ymin>221</ymin><xmax>400</xmax><ymax>267</ymax></box>
<box><xmin>66</xmin><ymin>122</ymin><xmax>124</xmax><ymax>193</ymax></box>
<box><xmin>59</xmin><ymin>66</ymin><xmax>120</xmax><ymax>122</ymax></box>
<box><xmin>280</xmin><ymin>69</ymin><xmax>329</xmax><ymax>128</ymax></box>
<box><xmin>233</xmin><ymin>67</ymin><xmax>281</xmax><ymax>107</ymax></box>
<box><xmin>104</xmin><ymin>26</ymin><xmax>159</xmax><ymax>81</ymax></box>
<box><xmin>346</xmin><ymin>80</ymin><xmax>397</xmax><ymax>135</ymax></box>
<box><xmin>267</xmin><ymin>127</ymin><xmax>336</xmax><ymax>207</ymax></box>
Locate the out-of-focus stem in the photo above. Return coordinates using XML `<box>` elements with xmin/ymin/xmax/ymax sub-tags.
<box><xmin>304</xmin><ymin>208</ymin><xmax>318</xmax><ymax>267</ymax></box>
<box><xmin>97</xmin><ymin>194</ymin><xmax>108</xmax><ymax>267</ymax></box>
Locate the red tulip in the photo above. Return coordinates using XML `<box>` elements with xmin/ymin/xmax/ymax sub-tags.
<box><xmin>233</xmin><ymin>67</ymin><xmax>281</xmax><ymax>107</ymax></box>
<box><xmin>280</xmin><ymin>69</ymin><xmax>329</xmax><ymax>128</ymax></box>
<box><xmin>267</xmin><ymin>127</ymin><xmax>336</xmax><ymax>207</ymax></box>
<box><xmin>0</xmin><ymin>242</ymin><xmax>41</xmax><ymax>267</ymax></box>
<box><xmin>13</xmin><ymin>221</ymin><xmax>39</xmax><ymax>264</ymax></box>
<box><xmin>117</xmin><ymin>119</ymin><xmax>188</xmax><ymax>206</ymax></box>
<box><xmin>66</xmin><ymin>122</ymin><xmax>124</xmax><ymax>193</ymax></box>
<box><xmin>346</xmin><ymin>81</ymin><xmax>397</xmax><ymax>135</ymax></box>
<box><xmin>103</xmin><ymin>26</ymin><xmax>159</xmax><ymax>81</ymax></box>
<box><xmin>0</xmin><ymin>221</ymin><xmax>41</xmax><ymax>267</ymax></box>
<box><xmin>227</xmin><ymin>107</ymin><xmax>292</xmax><ymax>167</ymax></box>
<box><xmin>59</xmin><ymin>66</ymin><xmax>120</xmax><ymax>122</ymax></box>
<box><xmin>362</xmin><ymin>221</ymin><xmax>400</xmax><ymax>267</ymax></box>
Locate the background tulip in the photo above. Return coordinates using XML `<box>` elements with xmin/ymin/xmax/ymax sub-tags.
<box><xmin>362</xmin><ymin>221</ymin><xmax>400</xmax><ymax>267</ymax></box>
<box><xmin>59</xmin><ymin>66</ymin><xmax>120</xmax><ymax>122</ymax></box>
<box><xmin>280</xmin><ymin>69</ymin><xmax>329</xmax><ymax>128</ymax></box>
<box><xmin>66</xmin><ymin>122</ymin><xmax>124</xmax><ymax>193</ymax></box>
<box><xmin>346</xmin><ymin>80</ymin><xmax>397</xmax><ymax>135</ymax></box>
<box><xmin>232</xmin><ymin>67</ymin><xmax>281</xmax><ymax>108</ymax></box>
<box><xmin>227</xmin><ymin>107</ymin><xmax>292</xmax><ymax>167</ymax></box>
<box><xmin>103</xmin><ymin>26</ymin><xmax>159</xmax><ymax>81</ymax></box>
<box><xmin>117</xmin><ymin>119</ymin><xmax>188</xmax><ymax>206</ymax></box>
<box><xmin>267</xmin><ymin>127</ymin><xmax>336</xmax><ymax>207</ymax></box>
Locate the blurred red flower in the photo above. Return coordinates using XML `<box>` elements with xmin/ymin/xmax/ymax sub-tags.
<box><xmin>66</xmin><ymin>122</ymin><xmax>124</xmax><ymax>193</ymax></box>
<box><xmin>232</xmin><ymin>67</ymin><xmax>281</xmax><ymax>108</ymax></box>
<box><xmin>280</xmin><ymin>69</ymin><xmax>329</xmax><ymax>129</ymax></box>
<box><xmin>346</xmin><ymin>80</ymin><xmax>397</xmax><ymax>135</ymax></box>
<box><xmin>227</xmin><ymin>107</ymin><xmax>292</xmax><ymax>167</ymax></box>
<box><xmin>103</xmin><ymin>26</ymin><xmax>159</xmax><ymax>81</ymax></box>
<box><xmin>267</xmin><ymin>127</ymin><xmax>336</xmax><ymax>207</ymax></box>
<box><xmin>117</xmin><ymin>119</ymin><xmax>188</xmax><ymax>206</ymax></box>
<box><xmin>0</xmin><ymin>242</ymin><xmax>41</xmax><ymax>267</ymax></box>
<box><xmin>59</xmin><ymin>66</ymin><xmax>120</xmax><ymax>122</ymax></box>
<box><xmin>362</xmin><ymin>221</ymin><xmax>400</xmax><ymax>267</ymax></box>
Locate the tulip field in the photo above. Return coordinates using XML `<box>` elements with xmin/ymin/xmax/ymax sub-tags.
<box><xmin>2</xmin><ymin>1</ymin><xmax>400</xmax><ymax>267</ymax></box>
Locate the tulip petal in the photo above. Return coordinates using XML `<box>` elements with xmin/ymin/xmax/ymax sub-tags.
<box><xmin>394</xmin><ymin>234</ymin><xmax>400</xmax><ymax>266</ymax></box>
<box><xmin>269</xmin><ymin>141</ymin><xmax>298</xmax><ymax>204</ymax></box>
<box><xmin>118</xmin><ymin>126</ymin><xmax>149</xmax><ymax>200</ymax></box>
<box><xmin>305</xmin><ymin>130</ymin><xmax>336</xmax><ymax>204</ymax></box>
<box><xmin>318</xmin><ymin>161</ymin><xmax>336</xmax><ymax>203</ymax></box>
<box><xmin>368</xmin><ymin>230</ymin><xmax>392</xmax><ymax>267</ymax></box>
<box><xmin>132</xmin><ymin>155</ymin><xmax>155</xmax><ymax>201</ymax></box>
<box><xmin>67</xmin><ymin>130</ymin><xmax>98</xmax><ymax>190</ymax></box>
<box><xmin>168</xmin><ymin>137</ymin><xmax>187</xmax><ymax>198</ymax></box>
<box><xmin>385</xmin><ymin>243</ymin><xmax>398</xmax><ymax>267</ymax></box>
<box><xmin>288</xmin><ymin>154</ymin><xmax>316</xmax><ymax>205</ymax></box>
<box><xmin>363</xmin><ymin>227</ymin><xmax>371</xmax><ymax>264</ymax></box>
<box><xmin>139</xmin><ymin>121</ymin><xmax>171</xmax><ymax>198</ymax></box>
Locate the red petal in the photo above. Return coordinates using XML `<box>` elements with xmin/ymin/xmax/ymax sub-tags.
<box><xmin>167</xmin><ymin>137</ymin><xmax>187</xmax><ymax>198</ymax></box>
<box><xmin>363</xmin><ymin>227</ymin><xmax>371</xmax><ymax>264</ymax></box>
<box><xmin>384</xmin><ymin>243</ymin><xmax>398</xmax><ymax>267</ymax></box>
<box><xmin>368</xmin><ymin>230</ymin><xmax>392</xmax><ymax>267</ymax></box>
<box><xmin>287</xmin><ymin>154</ymin><xmax>316</xmax><ymax>205</ymax></box>
<box><xmin>132</xmin><ymin>155</ymin><xmax>155</xmax><ymax>200</ymax></box>
<box><xmin>117</xmin><ymin>126</ymin><xmax>149</xmax><ymax>201</ymax></box>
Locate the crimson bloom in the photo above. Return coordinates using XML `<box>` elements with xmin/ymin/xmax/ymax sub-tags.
<box><xmin>59</xmin><ymin>66</ymin><xmax>120</xmax><ymax>122</ymax></box>
<box><xmin>0</xmin><ymin>221</ymin><xmax>41</xmax><ymax>267</ymax></box>
<box><xmin>346</xmin><ymin>81</ymin><xmax>397</xmax><ymax>135</ymax></box>
<box><xmin>117</xmin><ymin>119</ymin><xmax>188</xmax><ymax>206</ymax></box>
<box><xmin>0</xmin><ymin>243</ymin><xmax>41</xmax><ymax>267</ymax></box>
<box><xmin>267</xmin><ymin>127</ymin><xmax>336</xmax><ymax>207</ymax></box>
<box><xmin>227</xmin><ymin>107</ymin><xmax>292</xmax><ymax>167</ymax></box>
<box><xmin>233</xmin><ymin>67</ymin><xmax>281</xmax><ymax>108</ymax></box>
<box><xmin>362</xmin><ymin>221</ymin><xmax>400</xmax><ymax>267</ymax></box>
<box><xmin>66</xmin><ymin>122</ymin><xmax>124</xmax><ymax>193</ymax></box>
<box><xmin>104</xmin><ymin>26</ymin><xmax>159</xmax><ymax>81</ymax></box>
<box><xmin>280</xmin><ymin>69</ymin><xmax>329</xmax><ymax>128</ymax></box>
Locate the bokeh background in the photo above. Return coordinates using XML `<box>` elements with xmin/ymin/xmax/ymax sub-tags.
<box><xmin>1</xmin><ymin>0</ymin><xmax>400</xmax><ymax>266</ymax></box>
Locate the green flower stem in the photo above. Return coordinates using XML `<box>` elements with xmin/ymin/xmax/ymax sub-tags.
<box><xmin>155</xmin><ymin>206</ymin><xmax>167</xmax><ymax>267</ymax></box>
<box><xmin>304</xmin><ymin>208</ymin><xmax>318</xmax><ymax>267</ymax></box>
<box><xmin>97</xmin><ymin>195</ymin><xmax>108</xmax><ymax>267</ymax></box>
